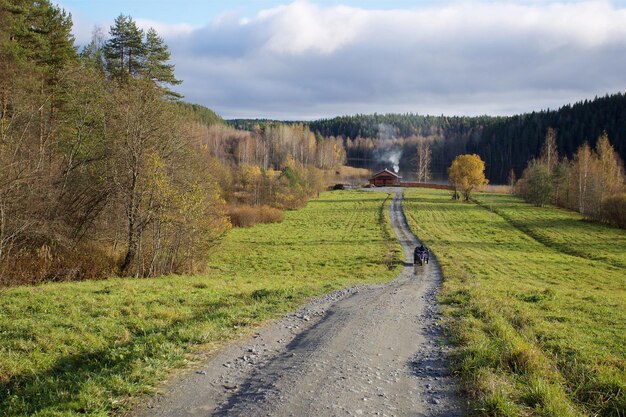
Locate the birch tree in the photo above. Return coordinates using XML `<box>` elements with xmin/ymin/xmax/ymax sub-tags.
<box><xmin>572</xmin><ymin>143</ymin><xmax>596</xmax><ymax>215</ymax></box>
<box><xmin>540</xmin><ymin>128</ymin><xmax>559</xmax><ymax>173</ymax></box>
<box><xmin>416</xmin><ymin>138</ymin><xmax>432</xmax><ymax>182</ymax></box>
<box><xmin>448</xmin><ymin>154</ymin><xmax>488</xmax><ymax>201</ymax></box>
<box><xmin>595</xmin><ymin>132</ymin><xmax>624</xmax><ymax>199</ymax></box>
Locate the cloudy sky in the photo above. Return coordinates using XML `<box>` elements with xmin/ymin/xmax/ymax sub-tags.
<box><xmin>60</xmin><ymin>0</ymin><xmax>626</xmax><ymax>120</ymax></box>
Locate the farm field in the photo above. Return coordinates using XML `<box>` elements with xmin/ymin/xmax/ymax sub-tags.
<box><xmin>0</xmin><ymin>191</ymin><xmax>402</xmax><ymax>417</ymax></box>
<box><xmin>403</xmin><ymin>188</ymin><xmax>626</xmax><ymax>417</ymax></box>
<box><xmin>475</xmin><ymin>193</ymin><xmax>626</xmax><ymax>269</ymax></box>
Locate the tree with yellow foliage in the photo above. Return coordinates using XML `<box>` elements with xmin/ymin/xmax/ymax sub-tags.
<box><xmin>448</xmin><ymin>154</ymin><xmax>488</xmax><ymax>201</ymax></box>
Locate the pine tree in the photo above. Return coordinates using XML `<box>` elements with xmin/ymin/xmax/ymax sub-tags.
<box><xmin>1</xmin><ymin>1</ymin><xmax>76</xmax><ymax>89</ymax></box>
<box><xmin>0</xmin><ymin>0</ymin><xmax>25</xmax><ymax>134</ymax></box>
<box><xmin>36</xmin><ymin>3</ymin><xmax>77</xmax><ymax>120</ymax></box>
<box><xmin>104</xmin><ymin>14</ymin><xmax>144</xmax><ymax>83</ymax></box>
<box><xmin>143</xmin><ymin>27</ymin><xmax>181</xmax><ymax>95</ymax></box>
<box><xmin>1</xmin><ymin>1</ymin><xmax>76</xmax><ymax>149</ymax></box>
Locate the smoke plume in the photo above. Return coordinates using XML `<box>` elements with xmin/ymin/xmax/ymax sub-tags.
<box><xmin>375</xmin><ymin>123</ymin><xmax>402</xmax><ymax>173</ymax></box>
<box><xmin>381</xmin><ymin>149</ymin><xmax>402</xmax><ymax>173</ymax></box>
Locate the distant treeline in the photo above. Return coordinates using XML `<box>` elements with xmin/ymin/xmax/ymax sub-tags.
<box><xmin>474</xmin><ymin>94</ymin><xmax>626</xmax><ymax>183</ymax></box>
<box><xmin>230</xmin><ymin>93</ymin><xmax>626</xmax><ymax>183</ymax></box>
<box><xmin>177</xmin><ymin>102</ymin><xmax>223</xmax><ymax>125</ymax></box>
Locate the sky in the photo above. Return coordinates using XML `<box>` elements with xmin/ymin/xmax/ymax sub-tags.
<box><xmin>59</xmin><ymin>0</ymin><xmax>626</xmax><ymax>120</ymax></box>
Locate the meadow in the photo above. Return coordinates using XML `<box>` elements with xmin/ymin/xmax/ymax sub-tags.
<box><xmin>403</xmin><ymin>188</ymin><xmax>626</xmax><ymax>417</ymax></box>
<box><xmin>0</xmin><ymin>190</ymin><xmax>402</xmax><ymax>417</ymax></box>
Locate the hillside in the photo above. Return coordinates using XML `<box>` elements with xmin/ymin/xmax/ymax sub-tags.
<box><xmin>0</xmin><ymin>3</ymin><xmax>347</xmax><ymax>285</ymax></box>
<box><xmin>229</xmin><ymin>93</ymin><xmax>626</xmax><ymax>183</ymax></box>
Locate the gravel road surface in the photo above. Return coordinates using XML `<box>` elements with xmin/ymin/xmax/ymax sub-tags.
<box><xmin>136</xmin><ymin>189</ymin><xmax>465</xmax><ymax>416</ymax></box>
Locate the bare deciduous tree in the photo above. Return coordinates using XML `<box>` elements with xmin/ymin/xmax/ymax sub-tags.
<box><xmin>540</xmin><ymin>128</ymin><xmax>559</xmax><ymax>173</ymax></box>
<box><xmin>416</xmin><ymin>138</ymin><xmax>432</xmax><ymax>182</ymax></box>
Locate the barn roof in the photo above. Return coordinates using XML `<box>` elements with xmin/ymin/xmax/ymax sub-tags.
<box><xmin>370</xmin><ymin>168</ymin><xmax>402</xmax><ymax>179</ymax></box>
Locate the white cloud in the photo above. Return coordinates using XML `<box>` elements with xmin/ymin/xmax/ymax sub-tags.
<box><xmin>135</xmin><ymin>19</ymin><xmax>197</xmax><ymax>37</ymax></box>
<box><xmin>257</xmin><ymin>1</ymin><xmax>368</xmax><ymax>54</ymax></box>
<box><xmin>113</xmin><ymin>1</ymin><xmax>626</xmax><ymax>118</ymax></box>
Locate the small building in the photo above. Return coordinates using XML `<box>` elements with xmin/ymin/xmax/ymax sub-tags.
<box><xmin>368</xmin><ymin>169</ymin><xmax>402</xmax><ymax>187</ymax></box>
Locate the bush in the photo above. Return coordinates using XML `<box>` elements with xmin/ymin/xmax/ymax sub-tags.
<box><xmin>518</xmin><ymin>160</ymin><xmax>553</xmax><ymax>207</ymax></box>
<box><xmin>0</xmin><ymin>244</ymin><xmax>118</xmax><ymax>287</ymax></box>
<box><xmin>602</xmin><ymin>193</ymin><xmax>626</xmax><ymax>228</ymax></box>
<box><xmin>228</xmin><ymin>205</ymin><xmax>284</xmax><ymax>227</ymax></box>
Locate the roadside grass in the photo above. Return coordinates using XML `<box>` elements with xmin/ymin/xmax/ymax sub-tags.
<box><xmin>403</xmin><ymin>188</ymin><xmax>625</xmax><ymax>417</ymax></box>
<box><xmin>0</xmin><ymin>190</ymin><xmax>403</xmax><ymax>417</ymax></box>
<box><xmin>474</xmin><ymin>193</ymin><xmax>626</xmax><ymax>269</ymax></box>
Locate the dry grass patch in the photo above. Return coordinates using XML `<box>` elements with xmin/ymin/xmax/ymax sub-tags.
<box><xmin>227</xmin><ymin>204</ymin><xmax>284</xmax><ymax>227</ymax></box>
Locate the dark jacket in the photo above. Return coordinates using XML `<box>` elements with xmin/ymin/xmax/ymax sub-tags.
<box><xmin>414</xmin><ymin>245</ymin><xmax>428</xmax><ymax>260</ymax></box>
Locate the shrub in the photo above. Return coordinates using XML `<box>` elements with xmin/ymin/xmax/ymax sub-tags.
<box><xmin>518</xmin><ymin>159</ymin><xmax>553</xmax><ymax>207</ymax></box>
<box><xmin>228</xmin><ymin>205</ymin><xmax>284</xmax><ymax>227</ymax></box>
<box><xmin>0</xmin><ymin>244</ymin><xmax>117</xmax><ymax>287</ymax></box>
<box><xmin>602</xmin><ymin>193</ymin><xmax>626</xmax><ymax>228</ymax></box>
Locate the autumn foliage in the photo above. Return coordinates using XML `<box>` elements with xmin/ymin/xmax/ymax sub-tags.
<box><xmin>448</xmin><ymin>154</ymin><xmax>488</xmax><ymax>201</ymax></box>
<box><xmin>517</xmin><ymin>130</ymin><xmax>626</xmax><ymax>227</ymax></box>
<box><xmin>228</xmin><ymin>205</ymin><xmax>285</xmax><ymax>227</ymax></box>
<box><xmin>0</xmin><ymin>4</ymin><xmax>342</xmax><ymax>285</ymax></box>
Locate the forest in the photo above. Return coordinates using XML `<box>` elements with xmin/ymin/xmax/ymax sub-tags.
<box><xmin>232</xmin><ymin>93</ymin><xmax>626</xmax><ymax>183</ymax></box>
<box><xmin>475</xmin><ymin>94</ymin><xmax>626</xmax><ymax>182</ymax></box>
<box><xmin>315</xmin><ymin>95</ymin><xmax>625</xmax><ymax>183</ymax></box>
<box><xmin>0</xmin><ymin>1</ymin><xmax>347</xmax><ymax>286</ymax></box>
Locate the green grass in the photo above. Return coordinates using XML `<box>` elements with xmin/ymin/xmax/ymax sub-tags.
<box><xmin>474</xmin><ymin>193</ymin><xmax>626</xmax><ymax>269</ymax></box>
<box><xmin>0</xmin><ymin>190</ymin><xmax>403</xmax><ymax>417</ymax></box>
<box><xmin>403</xmin><ymin>188</ymin><xmax>626</xmax><ymax>417</ymax></box>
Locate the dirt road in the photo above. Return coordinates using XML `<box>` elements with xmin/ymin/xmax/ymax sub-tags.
<box><xmin>137</xmin><ymin>190</ymin><xmax>465</xmax><ymax>416</ymax></box>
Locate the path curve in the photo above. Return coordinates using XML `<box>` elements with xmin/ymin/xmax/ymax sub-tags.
<box><xmin>136</xmin><ymin>189</ymin><xmax>465</xmax><ymax>417</ymax></box>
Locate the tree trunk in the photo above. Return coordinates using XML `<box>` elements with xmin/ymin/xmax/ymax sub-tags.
<box><xmin>121</xmin><ymin>167</ymin><xmax>139</xmax><ymax>275</ymax></box>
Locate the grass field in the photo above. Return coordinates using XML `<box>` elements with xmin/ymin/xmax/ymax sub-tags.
<box><xmin>475</xmin><ymin>193</ymin><xmax>626</xmax><ymax>269</ymax></box>
<box><xmin>403</xmin><ymin>188</ymin><xmax>626</xmax><ymax>417</ymax></box>
<box><xmin>0</xmin><ymin>190</ymin><xmax>402</xmax><ymax>417</ymax></box>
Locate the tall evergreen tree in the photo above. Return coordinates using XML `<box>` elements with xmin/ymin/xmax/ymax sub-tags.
<box><xmin>36</xmin><ymin>2</ymin><xmax>77</xmax><ymax>122</ymax></box>
<box><xmin>143</xmin><ymin>27</ymin><xmax>181</xmax><ymax>95</ymax></box>
<box><xmin>0</xmin><ymin>0</ymin><xmax>25</xmax><ymax>132</ymax></box>
<box><xmin>1</xmin><ymin>0</ymin><xmax>76</xmax><ymax>89</ymax></box>
<box><xmin>0</xmin><ymin>1</ymin><xmax>76</xmax><ymax>148</ymax></box>
<box><xmin>104</xmin><ymin>14</ymin><xmax>144</xmax><ymax>82</ymax></box>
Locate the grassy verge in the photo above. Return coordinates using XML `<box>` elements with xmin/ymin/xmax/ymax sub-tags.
<box><xmin>474</xmin><ymin>193</ymin><xmax>626</xmax><ymax>269</ymax></box>
<box><xmin>0</xmin><ymin>190</ymin><xmax>403</xmax><ymax>417</ymax></box>
<box><xmin>403</xmin><ymin>188</ymin><xmax>625</xmax><ymax>417</ymax></box>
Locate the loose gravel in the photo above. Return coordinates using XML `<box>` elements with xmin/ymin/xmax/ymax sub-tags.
<box><xmin>136</xmin><ymin>189</ymin><xmax>466</xmax><ymax>417</ymax></box>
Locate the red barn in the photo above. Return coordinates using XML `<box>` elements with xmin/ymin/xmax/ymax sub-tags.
<box><xmin>368</xmin><ymin>169</ymin><xmax>401</xmax><ymax>187</ymax></box>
